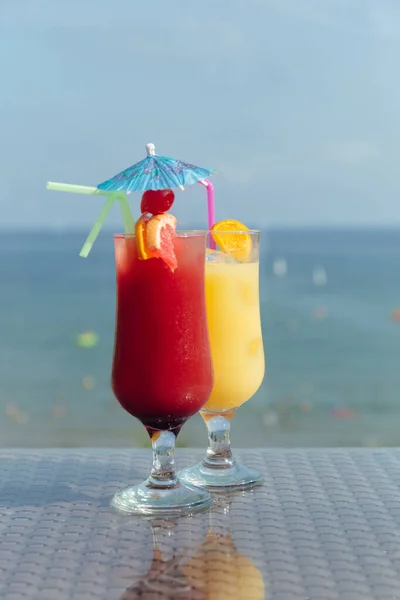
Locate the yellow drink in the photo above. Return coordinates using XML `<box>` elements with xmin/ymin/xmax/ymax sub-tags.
<box><xmin>204</xmin><ymin>259</ymin><xmax>265</xmax><ymax>413</ymax></box>
<box><xmin>179</xmin><ymin>228</ymin><xmax>265</xmax><ymax>490</ymax></box>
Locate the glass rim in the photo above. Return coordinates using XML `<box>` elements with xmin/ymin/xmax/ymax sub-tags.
<box><xmin>114</xmin><ymin>230</ymin><xmax>208</xmax><ymax>239</ymax></box>
<box><xmin>114</xmin><ymin>229</ymin><xmax>260</xmax><ymax>238</ymax></box>
<box><xmin>207</xmin><ymin>230</ymin><xmax>260</xmax><ymax>235</ymax></box>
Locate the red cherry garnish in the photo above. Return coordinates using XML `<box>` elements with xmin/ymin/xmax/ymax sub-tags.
<box><xmin>140</xmin><ymin>189</ymin><xmax>175</xmax><ymax>215</ymax></box>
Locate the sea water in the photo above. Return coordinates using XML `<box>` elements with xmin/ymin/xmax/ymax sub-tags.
<box><xmin>1</xmin><ymin>228</ymin><xmax>400</xmax><ymax>448</ymax></box>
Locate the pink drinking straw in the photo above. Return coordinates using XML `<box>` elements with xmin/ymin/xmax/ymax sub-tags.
<box><xmin>198</xmin><ymin>179</ymin><xmax>216</xmax><ymax>249</ymax></box>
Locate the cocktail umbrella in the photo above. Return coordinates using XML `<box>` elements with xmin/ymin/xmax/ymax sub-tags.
<box><xmin>98</xmin><ymin>143</ymin><xmax>214</xmax><ymax>192</ymax></box>
<box><xmin>47</xmin><ymin>143</ymin><xmax>216</xmax><ymax>257</ymax></box>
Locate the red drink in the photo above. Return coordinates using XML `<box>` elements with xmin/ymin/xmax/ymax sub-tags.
<box><xmin>112</xmin><ymin>232</ymin><xmax>213</xmax><ymax>434</ymax></box>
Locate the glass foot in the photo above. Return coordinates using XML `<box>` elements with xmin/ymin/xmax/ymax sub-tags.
<box><xmin>179</xmin><ymin>460</ymin><xmax>263</xmax><ymax>491</ymax></box>
<box><xmin>111</xmin><ymin>479</ymin><xmax>212</xmax><ymax>517</ymax></box>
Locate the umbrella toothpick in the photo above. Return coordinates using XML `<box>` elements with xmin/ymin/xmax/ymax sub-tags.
<box><xmin>47</xmin><ymin>143</ymin><xmax>214</xmax><ymax>255</ymax></box>
<box><xmin>146</xmin><ymin>143</ymin><xmax>156</xmax><ymax>156</ymax></box>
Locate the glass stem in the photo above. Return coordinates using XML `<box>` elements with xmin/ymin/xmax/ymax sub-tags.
<box><xmin>147</xmin><ymin>430</ymin><xmax>179</xmax><ymax>489</ymax></box>
<box><xmin>202</xmin><ymin>413</ymin><xmax>237</xmax><ymax>469</ymax></box>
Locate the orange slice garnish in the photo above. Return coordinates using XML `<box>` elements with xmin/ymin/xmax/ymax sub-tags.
<box><xmin>146</xmin><ymin>213</ymin><xmax>178</xmax><ymax>272</ymax></box>
<box><xmin>135</xmin><ymin>213</ymin><xmax>153</xmax><ymax>260</ymax></box>
<box><xmin>211</xmin><ymin>219</ymin><xmax>252</xmax><ymax>261</ymax></box>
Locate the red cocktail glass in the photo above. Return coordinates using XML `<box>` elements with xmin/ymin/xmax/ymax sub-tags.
<box><xmin>111</xmin><ymin>231</ymin><xmax>213</xmax><ymax>516</ymax></box>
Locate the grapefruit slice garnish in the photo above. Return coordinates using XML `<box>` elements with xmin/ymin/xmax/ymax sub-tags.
<box><xmin>210</xmin><ymin>219</ymin><xmax>252</xmax><ymax>261</ymax></box>
<box><xmin>146</xmin><ymin>213</ymin><xmax>178</xmax><ymax>272</ymax></box>
<box><xmin>135</xmin><ymin>213</ymin><xmax>153</xmax><ymax>260</ymax></box>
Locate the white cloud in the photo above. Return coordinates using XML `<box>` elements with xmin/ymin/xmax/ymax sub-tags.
<box><xmin>0</xmin><ymin>0</ymin><xmax>125</xmax><ymax>27</ymax></box>
<box><xmin>368</xmin><ymin>3</ymin><xmax>400</xmax><ymax>40</ymax></box>
<box><xmin>259</xmin><ymin>0</ymin><xmax>363</xmax><ymax>27</ymax></box>
<box><xmin>256</xmin><ymin>0</ymin><xmax>400</xmax><ymax>40</ymax></box>
<box><xmin>0</xmin><ymin>0</ymin><xmax>246</xmax><ymax>55</ymax></box>
<box><xmin>326</xmin><ymin>141</ymin><xmax>382</xmax><ymax>166</ymax></box>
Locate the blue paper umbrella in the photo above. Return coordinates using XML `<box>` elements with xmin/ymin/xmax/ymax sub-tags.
<box><xmin>46</xmin><ymin>143</ymin><xmax>216</xmax><ymax>258</ymax></box>
<box><xmin>97</xmin><ymin>143</ymin><xmax>214</xmax><ymax>192</ymax></box>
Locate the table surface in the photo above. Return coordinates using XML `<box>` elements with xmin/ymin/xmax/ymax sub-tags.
<box><xmin>2</xmin><ymin>448</ymin><xmax>400</xmax><ymax>600</ymax></box>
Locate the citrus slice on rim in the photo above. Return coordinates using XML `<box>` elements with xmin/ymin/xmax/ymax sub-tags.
<box><xmin>211</xmin><ymin>219</ymin><xmax>252</xmax><ymax>261</ymax></box>
<box><xmin>146</xmin><ymin>213</ymin><xmax>178</xmax><ymax>272</ymax></box>
<box><xmin>135</xmin><ymin>213</ymin><xmax>153</xmax><ymax>260</ymax></box>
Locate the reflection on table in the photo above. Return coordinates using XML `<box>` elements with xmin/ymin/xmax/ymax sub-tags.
<box><xmin>120</xmin><ymin>494</ymin><xmax>265</xmax><ymax>600</ymax></box>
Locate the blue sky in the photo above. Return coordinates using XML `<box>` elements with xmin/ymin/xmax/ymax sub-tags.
<box><xmin>1</xmin><ymin>0</ymin><xmax>400</xmax><ymax>228</ymax></box>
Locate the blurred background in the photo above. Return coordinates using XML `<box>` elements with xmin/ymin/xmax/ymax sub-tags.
<box><xmin>1</xmin><ymin>0</ymin><xmax>400</xmax><ymax>448</ymax></box>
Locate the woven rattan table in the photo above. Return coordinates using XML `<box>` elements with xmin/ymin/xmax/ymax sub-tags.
<box><xmin>1</xmin><ymin>449</ymin><xmax>400</xmax><ymax>599</ymax></box>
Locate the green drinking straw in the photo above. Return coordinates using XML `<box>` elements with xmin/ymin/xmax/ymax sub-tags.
<box><xmin>46</xmin><ymin>182</ymin><xmax>135</xmax><ymax>257</ymax></box>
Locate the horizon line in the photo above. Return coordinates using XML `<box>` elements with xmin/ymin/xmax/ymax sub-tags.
<box><xmin>1</xmin><ymin>224</ymin><xmax>400</xmax><ymax>234</ymax></box>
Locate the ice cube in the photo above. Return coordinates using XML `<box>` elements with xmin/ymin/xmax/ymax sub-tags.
<box><xmin>205</xmin><ymin>249</ymin><xmax>235</xmax><ymax>263</ymax></box>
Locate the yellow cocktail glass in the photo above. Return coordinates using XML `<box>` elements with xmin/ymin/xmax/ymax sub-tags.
<box><xmin>180</xmin><ymin>229</ymin><xmax>265</xmax><ymax>489</ymax></box>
